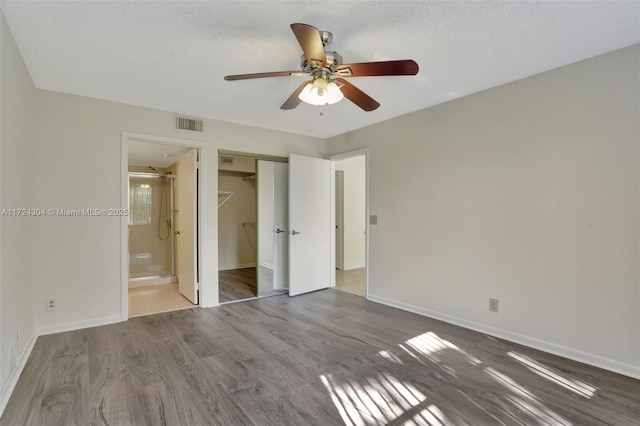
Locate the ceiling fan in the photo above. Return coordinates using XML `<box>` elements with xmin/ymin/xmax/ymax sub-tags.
<box><xmin>224</xmin><ymin>23</ymin><xmax>419</xmax><ymax>112</ymax></box>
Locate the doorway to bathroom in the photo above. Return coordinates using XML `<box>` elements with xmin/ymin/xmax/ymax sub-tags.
<box><xmin>125</xmin><ymin>137</ymin><xmax>200</xmax><ymax>317</ymax></box>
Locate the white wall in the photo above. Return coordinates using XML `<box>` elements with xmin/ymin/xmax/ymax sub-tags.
<box><xmin>326</xmin><ymin>45</ymin><xmax>640</xmax><ymax>377</ymax></box>
<box><xmin>335</xmin><ymin>156</ymin><xmax>366</xmax><ymax>270</ymax></box>
<box><xmin>31</xmin><ymin>89</ymin><xmax>323</xmax><ymax>334</ymax></box>
<box><xmin>0</xmin><ymin>12</ymin><xmax>36</xmax><ymax>412</ymax></box>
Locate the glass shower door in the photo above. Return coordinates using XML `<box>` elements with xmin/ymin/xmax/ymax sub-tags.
<box><xmin>128</xmin><ymin>174</ymin><xmax>174</xmax><ymax>280</ymax></box>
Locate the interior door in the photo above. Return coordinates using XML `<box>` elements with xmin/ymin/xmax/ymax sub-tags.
<box><xmin>176</xmin><ymin>148</ymin><xmax>198</xmax><ymax>304</ymax></box>
<box><xmin>273</xmin><ymin>162</ymin><xmax>289</xmax><ymax>290</ymax></box>
<box><xmin>289</xmin><ymin>154</ymin><xmax>332</xmax><ymax>296</ymax></box>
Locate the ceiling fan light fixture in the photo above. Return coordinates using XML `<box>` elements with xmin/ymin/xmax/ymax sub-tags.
<box><xmin>298</xmin><ymin>78</ymin><xmax>344</xmax><ymax>106</ymax></box>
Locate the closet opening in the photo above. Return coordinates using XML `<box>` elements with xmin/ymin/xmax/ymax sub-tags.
<box><xmin>217</xmin><ymin>151</ymin><xmax>289</xmax><ymax>304</ymax></box>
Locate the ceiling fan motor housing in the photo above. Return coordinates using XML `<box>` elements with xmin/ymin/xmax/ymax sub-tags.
<box><xmin>300</xmin><ymin>50</ymin><xmax>343</xmax><ymax>72</ymax></box>
<box><xmin>299</xmin><ymin>29</ymin><xmax>342</xmax><ymax>72</ymax></box>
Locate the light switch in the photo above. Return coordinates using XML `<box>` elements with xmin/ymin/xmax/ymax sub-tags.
<box><xmin>370</xmin><ymin>215</ymin><xmax>378</xmax><ymax>225</ymax></box>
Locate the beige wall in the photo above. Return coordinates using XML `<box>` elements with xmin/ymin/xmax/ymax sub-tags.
<box><xmin>0</xmin><ymin>12</ymin><xmax>36</xmax><ymax>411</ymax></box>
<box><xmin>326</xmin><ymin>45</ymin><xmax>640</xmax><ymax>377</ymax></box>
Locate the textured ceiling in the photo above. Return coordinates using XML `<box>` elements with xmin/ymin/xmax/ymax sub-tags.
<box><xmin>2</xmin><ymin>1</ymin><xmax>638</xmax><ymax>139</ymax></box>
<box><xmin>128</xmin><ymin>140</ymin><xmax>192</xmax><ymax>168</ymax></box>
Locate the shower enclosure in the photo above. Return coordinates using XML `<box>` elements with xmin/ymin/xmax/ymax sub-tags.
<box><xmin>128</xmin><ymin>173</ymin><xmax>175</xmax><ymax>281</ymax></box>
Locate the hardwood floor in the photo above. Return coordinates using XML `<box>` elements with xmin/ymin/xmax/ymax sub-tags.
<box><xmin>3</xmin><ymin>289</ymin><xmax>639</xmax><ymax>425</ymax></box>
<box><xmin>335</xmin><ymin>267</ymin><xmax>366</xmax><ymax>297</ymax></box>
<box><xmin>219</xmin><ymin>267</ymin><xmax>257</xmax><ymax>303</ymax></box>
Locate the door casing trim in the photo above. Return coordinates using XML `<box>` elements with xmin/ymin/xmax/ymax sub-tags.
<box><xmin>121</xmin><ymin>132</ymin><xmax>207</xmax><ymax>320</ymax></box>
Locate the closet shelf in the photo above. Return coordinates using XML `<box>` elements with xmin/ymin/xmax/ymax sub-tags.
<box><xmin>218</xmin><ymin>170</ymin><xmax>255</xmax><ymax>178</ymax></box>
<box><xmin>218</xmin><ymin>191</ymin><xmax>234</xmax><ymax>208</ymax></box>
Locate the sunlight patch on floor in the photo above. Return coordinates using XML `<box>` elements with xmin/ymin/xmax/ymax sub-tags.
<box><xmin>485</xmin><ymin>367</ymin><xmax>573</xmax><ymax>425</ymax></box>
<box><xmin>377</xmin><ymin>349</ymin><xmax>404</xmax><ymax>364</ymax></box>
<box><xmin>320</xmin><ymin>329</ymin><xmax>605</xmax><ymax>425</ymax></box>
<box><xmin>508</xmin><ymin>352</ymin><xmax>596</xmax><ymax>398</ymax></box>
<box><xmin>406</xmin><ymin>331</ymin><xmax>482</xmax><ymax>366</ymax></box>
<box><xmin>398</xmin><ymin>343</ymin><xmax>427</xmax><ymax>366</ymax></box>
<box><xmin>320</xmin><ymin>373</ymin><xmax>453</xmax><ymax>426</ymax></box>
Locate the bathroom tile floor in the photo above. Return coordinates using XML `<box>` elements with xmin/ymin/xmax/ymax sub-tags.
<box><xmin>128</xmin><ymin>283</ymin><xmax>195</xmax><ymax>317</ymax></box>
<box><xmin>335</xmin><ymin>267</ymin><xmax>366</xmax><ymax>297</ymax></box>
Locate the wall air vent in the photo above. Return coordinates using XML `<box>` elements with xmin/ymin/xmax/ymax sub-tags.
<box><xmin>220</xmin><ymin>157</ymin><xmax>234</xmax><ymax>165</ymax></box>
<box><xmin>176</xmin><ymin>116</ymin><xmax>203</xmax><ymax>132</ymax></box>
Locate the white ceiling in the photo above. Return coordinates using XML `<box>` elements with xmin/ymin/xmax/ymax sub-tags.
<box><xmin>128</xmin><ymin>140</ymin><xmax>191</xmax><ymax>168</ymax></box>
<box><xmin>2</xmin><ymin>1</ymin><xmax>638</xmax><ymax>139</ymax></box>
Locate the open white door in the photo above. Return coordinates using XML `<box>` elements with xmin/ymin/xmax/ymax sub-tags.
<box><xmin>176</xmin><ymin>149</ymin><xmax>198</xmax><ymax>304</ymax></box>
<box><xmin>289</xmin><ymin>154</ymin><xmax>332</xmax><ymax>296</ymax></box>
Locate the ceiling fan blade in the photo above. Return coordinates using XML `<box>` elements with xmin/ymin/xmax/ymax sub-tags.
<box><xmin>224</xmin><ymin>71</ymin><xmax>307</xmax><ymax>81</ymax></box>
<box><xmin>290</xmin><ymin>23</ymin><xmax>326</xmax><ymax>67</ymax></box>
<box><xmin>281</xmin><ymin>81</ymin><xmax>310</xmax><ymax>110</ymax></box>
<box><xmin>335</xmin><ymin>78</ymin><xmax>380</xmax><ymax>111</ymax></box>
<box><xmin>334</xmin><ymin>60</ymin><xmax>419</xmax><ymax>77</ymax></box>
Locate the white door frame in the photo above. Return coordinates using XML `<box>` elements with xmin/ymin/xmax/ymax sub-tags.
<box><xmin>121</xmin><ymin>132</ymin><xmax>207</xmax><ymax>320</ymax></box>
<box><xmin>335</xmin><ymin>170</ymin><xmax>345</xmax><ymax>270</ymax></box>
<box><xmin>329</xmin><ymin>148</ymin><xmax>369</xmax><ymax>299</ymax></box>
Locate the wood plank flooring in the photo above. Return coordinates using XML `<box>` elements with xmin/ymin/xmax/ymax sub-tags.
<box><xmin>2</xmin><ymin>289</ymin><xmax>639</xmax><ymax>425</ymax></box>
<box><xmin>219</xmin><ymin>267</ymin><xmax>257</xmax><ymax>303</ymax></box>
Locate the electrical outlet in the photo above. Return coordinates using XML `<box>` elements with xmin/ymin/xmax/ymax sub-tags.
<box><xmin>489</xmin><ymin>298</ymin><xmax>499</xmax><ymax>313</ymax></box>
<box><xmin>45</xmin><ymin>297</ymin><xmax>56</xmax><ymax>312</ymax></box>
<box><xmin>370</xmin><ymin>215</ymin><xmax>378</xmax><ymax>225</ymax></box>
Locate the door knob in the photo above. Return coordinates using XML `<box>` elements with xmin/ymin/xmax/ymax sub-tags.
<box><xmin>291</xmin><ymin>230</ymin><xmax>300</xmax><ymax>235</ymax></box>
<box><xmin>174</xmin><ymin>231</ymin><xmax>181</xmax><ymax>235</ymax></box>
<box><xmin>275</xmin><ymin>228</ymin><xmax>284</xmax><ymax>233</ymax></box>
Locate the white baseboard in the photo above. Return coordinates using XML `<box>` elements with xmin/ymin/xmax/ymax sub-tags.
<box><xmin>258</xmin><ymin>262</ymin><xmax>273</xmax><ymax>269</ymax></box>
<box><xmin>367</xmin><ymin>294</ymin><xmax>640</xmax><ymax>380</ymax></box>
<box><xmin>343</xmin><ymin>261</ymin><xmax>365</xmax><ymax>270</ymax></box>
<box><xmin>0</xmin><ymin>332</ymin><xmax>37</xmax><ymax>417</ymax></box>
<box><xmin>218</xmin><ymin>263</ymin><xmax>256</xmax><ymax>271</ymax></box>
<box><xmin>36</xmin><ymin>315</ymin><xmax>122</xmax><ymax>336</ymax></box>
